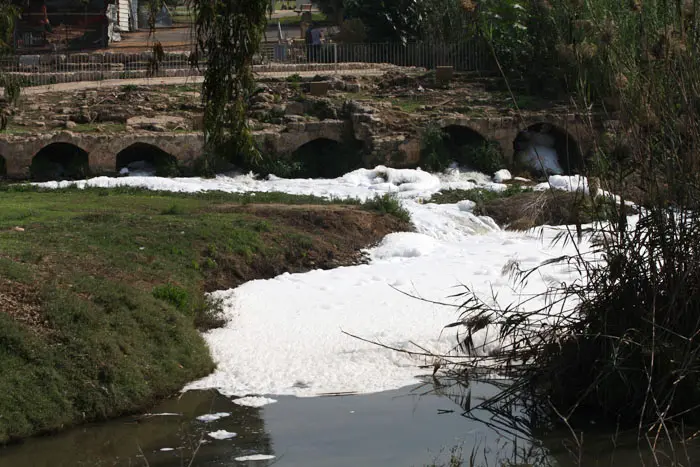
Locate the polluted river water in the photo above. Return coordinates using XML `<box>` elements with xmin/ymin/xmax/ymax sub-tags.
<box><xmin>3</xmin><ymin>164</ymin><xmax>694</xmax><ymax>465</ymax></box>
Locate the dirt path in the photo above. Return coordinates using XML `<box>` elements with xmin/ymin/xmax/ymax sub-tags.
<box><xmin>13</xmin><ymin>67</ymin><xmax>392</xmax><ymax>96</ymax></box>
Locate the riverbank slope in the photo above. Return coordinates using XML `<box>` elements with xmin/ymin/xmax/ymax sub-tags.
<box><xmin>0</xmin><ymin>186</ymin><xmax>410</xmax><ymax>443</ymax></box>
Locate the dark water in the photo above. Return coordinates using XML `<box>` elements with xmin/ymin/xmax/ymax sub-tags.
<box><xmin>1</xmin><ymin>381</ymin><xmax>699</xmax><ymax>467</ymax></box>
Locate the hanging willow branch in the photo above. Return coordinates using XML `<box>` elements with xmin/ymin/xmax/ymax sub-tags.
<box><xmin>187</xmin><ymin>0</ymin><xmax>270</xmax><ymax>170</ymax></box>
<box><xmin>146</xmin><ymin>0</ymin><xmax>268</xmax><ymax>172</ymax></box>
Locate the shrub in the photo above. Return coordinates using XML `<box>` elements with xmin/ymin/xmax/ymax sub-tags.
<box><xmin>152</xmin><ymin>283</ymin><xmax>190</xmax><ymax>311</ymax></box>
<box><xmin>161</xmin><ymin>204</ymin><xmax>185</xmax><ymax>215</ymax></box>
<box><xmin>420</xmin><ymin>124</ymin><xmax>450</xmax><ymax>172</ymax></box>
<box><xmin>363</xmin><ymin>194</ymin><xmax>411</xmax><ymax>223</ymax></box>
<box><xmin>457</xmin><ymin>142</ymin><xmax>505</xmax><ymax>174</ymax></box>
<box><xmin>434</xmin><ymin>2</ymin><xmax>700</xmax><ymax>439</ymax></box>
<box><xmin>153</xmin><ymin>158</ymin><xmax>181</xmax><ymax>177</ymax></box>
<box><xmin>192</xmin><ymin>295</ymin><xmax>226</xmax><ymax>331</ymax></box>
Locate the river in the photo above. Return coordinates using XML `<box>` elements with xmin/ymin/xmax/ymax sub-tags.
<box><xmin>12</xmin><ymin>166</ymin><xmax>698</xmax><ymax>466</ymax></box>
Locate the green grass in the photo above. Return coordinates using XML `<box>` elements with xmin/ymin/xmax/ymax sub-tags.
<box><xmin>389</xmin><ymin>98</ymin><xmax>427</xmax><ymax>113</ymax></box>
<box><xmin>363</xmin><ymin>194</ymin><xmax>411</xmax><ymax>223</ymax></box>
<box><xmin>428</xmin><ymin>185</ymin><xmax>531</xmax><ymax>205</ymax></box>
<box><xmin>0</xmin><ymin>187</ymin><xmax>408</xmax><ymax>443</ymax></box>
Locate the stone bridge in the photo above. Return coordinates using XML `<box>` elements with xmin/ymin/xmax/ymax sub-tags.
<box><xmin>0</xmin><ymin>113</ymin><xmax>611</xmax><ymax>179</ymax></box>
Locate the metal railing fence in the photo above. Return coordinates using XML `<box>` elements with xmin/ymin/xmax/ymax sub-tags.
<box><xmin>0</xmin><ymin>40</ymin><xmax>494</xmax><ymax>87</ymax></box>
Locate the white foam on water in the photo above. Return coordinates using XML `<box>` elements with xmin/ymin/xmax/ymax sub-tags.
<box><xmin>196</xmin><ymin>412</ymin><xmax>230</xmax><ymax>422</ymax></box>
<box><xmin>235</xmin><ymin>454</ymin><xmax>276</xmax><ymax>461</ymax></box>
<box><xmin>231</xmin><ymin>396</ymin><xmax>278</xmax><ymax>407</ymax></box>
<box><xmin>35</xmin><ymin>164</ymin><xmax>602</xmax><ymax>399</ymax></box>
<box><xmin>208</xmin><ymin>430</ymin><xmax>237</xmax><ymax>440</ymax></box>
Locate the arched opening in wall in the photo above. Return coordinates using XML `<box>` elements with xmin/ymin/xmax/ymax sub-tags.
<box><xmin>31</xmin><ymin>143</ymin><xmax>90</xmax><ymax>181</ymax></box>
<box><xmin>116</xmin><ymin>143</ymin><xmax>180</xmax><ymax>177</ymax></box>
<box><xmin>513</xmin><ymin>123</ymin><xmax>583</xmax><ymax>176</ymax></box>
<box><xmin>0</xmin><ymin>155</ymin><xmax>6</xmax><ymax>178</ymax></box>
<box><xmin>289</xmin><ymin>138</ymin><xmax>363</xmax><ymax>179</ymax></box>
<box><xmin>421</xmin><ymin>125</ymin><xmax>503</xmax><ymax>174</ymax></box>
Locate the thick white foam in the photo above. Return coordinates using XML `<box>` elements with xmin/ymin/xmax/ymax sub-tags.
<box><xmin>36</xmin><ymin>164</ymin><xmax>597</xmax><ymax>399</ymax></box>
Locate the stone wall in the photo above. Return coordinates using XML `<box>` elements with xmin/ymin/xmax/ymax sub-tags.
<box><xmin>0</xmin><ymin>132</ymin><xmax>204</xmax><ymax>178</ymax></box>
<box><xmin>0</xmin><ymin>113</ymin><xmax>608</xmax><ymax>179</ymax></box>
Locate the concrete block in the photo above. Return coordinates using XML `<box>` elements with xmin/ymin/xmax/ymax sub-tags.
<box><xmin>309</xmin><ymin>81</ymin><xmax>330</xmax><ymax>97</ymax></box>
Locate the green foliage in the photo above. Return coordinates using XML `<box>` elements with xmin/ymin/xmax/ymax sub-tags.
<box><xmin>429</xmin><ymin>185</ymin><xmax>531</xmax><ymax>205</ymax></box>
<box><xmin>0</xmin><ymin>0</ymin><xmax>19</xmax><ymax>51</ymax></box>
<box><xmin>186</xmin><ymin>0</ymin><xmax>270</xmax><ymax>167</ymax></box>
<box><xmin>153</xmin><ymin>283</ymin><xmax>190</xmax><ymax>311</ymax></box>
<box><xmin>479</xmin><ymin>0</ymin><xmax>533</xmax><ymax>77</ymax></box>
<box><xmin>420</xmin><ymin>124</ymin><xmax>450</xmax><ymax>172</ymax></box>
<box><xmin>1</xmin><ymin>74</ymin><xmax>21</xmax><ymax>106</ymax></box>
<box><xmin>344</xmin><ymin>0</ymin><xmax>424</xmax><ymax>42</ymax></box>
<box><xmin>363</xmin><ymin>194</ymin><xmax>411</xmax><ymax>223</ymax></box>
<box><xmin>438</xmin><ymin>0</ymin><xmax>700</xmax><ymax>434</ymax></box>
<box><xmin>161</xmin><ymin>204</ymin><xmax>186</xmax><ymax>215</ymax></box>
<box><xmin>420</xmin><ymin>0</ymin><xmax>478</xmax><ymax>42</ymax></box>
<box><xmin>153</xmin><ymin>157</ymin><xmax>181</xmax><ymax>177</ymax></box>
<box><xmin>457</xmin><ymin>141</ymin><xmax>505</xmax><ymax>174</ymax></box>
<box><xmin>420</xmin><ymin>124</ymin><xmax>504</xmax><ymax>173</ymax></box>
<box><xmin>315</xmin><ymin>0</ymin><xmax>345</xmax><ymax>24</ymax></box>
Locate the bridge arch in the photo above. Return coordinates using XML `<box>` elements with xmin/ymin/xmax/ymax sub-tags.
<box><xmin>426</xmin><ymin>124</ymin><xmax>503</xmax><ymax>173</ymax></box>
<box><xmin>116</xmin><ymin>143</ymin><xmax>180</xmax><ymax>177</ymax></box>
<box><xmin>31</xmin><ymin>142</ymin><xmax>90</xmax><ymax>181</ymax></box>
<box><xmin>0</xmin><ymin>154</ymin><xmax>6</xmax><ymax>178</ymax></box>
<box><xmin>289</xmin><ymin>137</ymin><xmax>363</xmax><ymax>178</ymax></box>
<box><xmin>513</xmin><ymin>122</ymin><xmax>583</xmax><ymax>175</ymax></box>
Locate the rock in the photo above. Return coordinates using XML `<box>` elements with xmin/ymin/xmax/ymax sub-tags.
<box><xmin>65</xmin><ymin>121</ymin><xmax>77</xmax><ymax>129</ymax></box>
<box><xmin>345</xmin><ymin>82</ymin><xmax>362</xmax><ymax>93</ymax></box>
<box><xmin>35</xmin><ymin>122</ymin><xmax>46</xmax><ymax>128</ymax></box>
<box><xmin>309</xmin><ymin>82</ymin><xmax>330</xmax><ymax>97</ymax></box>
<box><xmin>250</xmin><ymin>102</ymin><xmax>272</xmax><ymax>111</ymax></box>
<box><xmin>126</xmin><ymin>115</ymin><xmax>186</xmax><ymax>130</ymax></box>
<box><xmin>328</xmin><ymin>77</ymin><xmax>346</xmax><ymax>91</ymax></box>
<box><xmin>251</xmin><ymin>93</ymin><xmax>274</xmax><ymax>104</ymax></box>
<box><xmin>284</xmin><ymin>101</ymin><xmax>305</xmax><ymax>115</ymax></box>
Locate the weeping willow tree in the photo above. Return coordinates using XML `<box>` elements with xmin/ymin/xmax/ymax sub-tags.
<box><xmin>187</xmin><ymin>0</ymin><xmax>270</xmax><ymax>172</ymax></box>
<box><xmin>149</xmin><ymin>0</ymin><xmax>270</xmax><ymax>173</ymax></box>
<box><xmin>0</xmin><ymin>0</ymin><xmax>21</xmax><ymax>130</ymax></box>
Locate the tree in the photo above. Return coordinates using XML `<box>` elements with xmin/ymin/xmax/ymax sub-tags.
<box><xmin>344</xmin><ymin>0</ymin><xmax>425</xmax><ymax>43</ymax></box>
<box><xmin>149</xmin><ymin>0</ymin><xmax>270</xmax><ymax>173</ymax></box>
<box><xmin>187</xmin><ymin>0</ymin><xmax>270</xmax><ymax>171</ymax></box>
<box><xmin>321</xmin><ymin>0</ymin><xmax>477</xmax><ymax>43</ymax></box>
<box><xmin>316</xmin><ymin>0</ymin><xmax>345</xmax><ymax>24</ymax></box>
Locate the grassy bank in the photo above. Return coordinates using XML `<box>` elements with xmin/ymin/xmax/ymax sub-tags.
<box><xmin>429</xmin><ymin>187</ymin><xmax>626</xmax><ymax>230</ymax></box>
<box><xmin>0</xmin><ymin>187</ymin><xmax>410</xmax><ymax>443</ymax></box>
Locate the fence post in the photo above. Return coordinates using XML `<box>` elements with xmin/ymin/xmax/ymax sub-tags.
<box><xmin>333</xmin><ymin>42</ymin><xmax>338</xmax><ymax>74</ymax></box>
